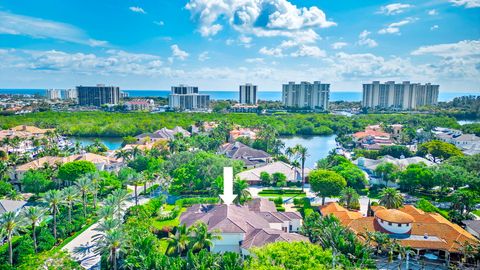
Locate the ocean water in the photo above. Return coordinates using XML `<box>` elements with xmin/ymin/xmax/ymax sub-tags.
<box><xmin>0</xmin><ymin>89</ymin><xmax>477</xmax><ymax>102</ymax></box>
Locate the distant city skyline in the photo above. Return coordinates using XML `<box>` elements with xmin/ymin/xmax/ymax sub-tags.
<box><xmin>0</xmin><ymin>0</ymin><xmax>479</xmax><ymax>92</ymax></box>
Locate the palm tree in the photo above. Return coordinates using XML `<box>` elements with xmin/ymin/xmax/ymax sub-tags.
<box><xmin>128</xmin><ymin>173</ymin><xmax>144</xmax><ymax>206</ymax></box>
<box><xmin>62</xmin><ymin>186</ymin><xmax>79</xmax><ymax>224</ymax></box>
<box><xmin>164</xmin><ymin>224</ymin><xmax>191</xmax><ymax>256</ymax></box>
<box><xmin>105</xmin><ymin>189</ymin><xmax>130</xmax><ymax>218</ymax></box>
<box><xmin>75</xmin><ymin>176</ymin><xmax>92</xmax><ymax>218</ymax></box>
<box><xmin>43</xmin><ymin>189</ymin><xmax>63</xmax><ymax>239</ymax></box>
<box><xmin>294</xmin><ymin>145</ymin><xmax>309</xmax><ymax>191</ymax></box>
<box><xmin>114</xmin><ymin>149</ymin><xmax>131</xmax><ymax>162</ymax></box>
<box><xmin>189</xmin><ymin>222</ymin><xmax>221</xmax><ymax>252</ymax></box>
<box><xmin>86</xmin><ymin>172</ymin><xmax>101</xmax><ymax>209</ymax></box>
<box><xmin>233</xmin><ymin>179</ymin><xmax>251</xmax><ymax>205</ymax></box>
<box><xmin>94</xmin><ymin>218</ymin><xmax>122</xmax><ymax>235</ymax></box>
<box><xmin>0</xmin><ymin>211</ymin><xmax>24</xmax><ymax>265</ymax></box>
<box><xmin>22</xmin><ymin>206</ymin><xmax>46</xmax><ymax>252</ymax></box>
<box><xmin>379</xmin><ymin>188</ymin><xmax>404</xmax><ymax>209</ymax></box>
<box><xmin>339</xmin><ymin>187</ymin><xmax>360</xmax><ymax>209</ymax></box>
<box><xmin>97</xmin><ymin>205</ymin><xmax>116</xmax><ymax>219</ymax></box>
<box><xmin>94</xmin><ymin>229</ymin><xmax>125</xmax><ymax>270</ymax></box>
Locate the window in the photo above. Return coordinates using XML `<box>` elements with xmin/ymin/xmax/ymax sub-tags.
<box><xmin>398</xmin><ymin>224</ymin><xmax>402</xmax><ymax>227</ymax></box>
<box><xmin>388</xmin><ymin>222</ymin><xmax>392</xmax><ymax>226</ymax></box>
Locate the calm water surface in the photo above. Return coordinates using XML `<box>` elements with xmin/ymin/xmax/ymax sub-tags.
<box><xmin>71</xmin><ymin>137</ymin><xmax>123</xmax><ymax>150</ymax></box>
<box><xmin>280</xmin><ymin>135</ymin><xmax>337</xmax><ymax>169</ymax></box>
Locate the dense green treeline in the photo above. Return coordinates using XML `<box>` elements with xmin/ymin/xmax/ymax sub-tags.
<box><xmin>0</xmin><ymin>111</ymin><xmax>461</xmax><ymax>137</ymax></box>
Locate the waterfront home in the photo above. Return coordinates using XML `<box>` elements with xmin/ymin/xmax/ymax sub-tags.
<box><xmin>433</xmin><ymin>127</ymin><xmax>480</xmax><ymax>156</ymax></box>
<box><xmin>218</xmin><ymin>142</ymin><xmax>272</xmax><ymax>168</ymax></box>
<box><xmin>11</xmin><ymin>153</ymin><xmax>122</xmax><ymax>182</ymax></box>
<box><xmin>191</xmin><ymin>121</ymin><xmax>218</xmax><ymax>134</ymax></box>
<box><xmin>353</xmin><ymin>155</ymin><xmax>433</xmax><ymax>186</ymax></box>
<box><xmin>135</xmin><ymin>126</ymin><xmax>191</xmax><ymax>144</ymax></box>
<box><xmin>180</xmin><ymin>198</ymin><xmax>306</xmax><ymax>255</ymax></box>
<box><xmin>236</xmin><ymin>161</ymin><xmax>310</xmax><ymax>185</ymax></box>
<box><xmin>229</xmin><ymin>127</ymin><xmax>258</xmax><ymax>142</ymax></box>
<box><xmin>320</xmin><ymin>202</ymin><xmax>478</xmax><ymax>263</ymax></box>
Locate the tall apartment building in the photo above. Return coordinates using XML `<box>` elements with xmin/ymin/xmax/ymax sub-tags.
<box><xmin>168</xmin><ymin>85</ymin><xmax>210</xmax><ymax>111</ymax></box>
<box><xmin>61</xmin><ymin>89</ymin><xmax>78</xmax><ymax>100</ymax></box>
<box><xmin>239</xmin><ymin>83</ymin><xmax>257</xmax><ymax>104</ymax></box>
<box><xmin>76</xmin><ymin>85</ymin><xmax>120</xmax><ymax>106</ymax></box>
<box><xmin>362</xmin><ymin>81</ymin><xmax>439</xmax><ymax>110</ymax></box>
<box><xmin>282</xmin><ymin>81</ymin><xmax>330</xmax><ymax>110</ymax></box>
<box><xmin>46</xmin><ymin>89</ymin><xmax>61</xmax><ymax>100</ymax></box>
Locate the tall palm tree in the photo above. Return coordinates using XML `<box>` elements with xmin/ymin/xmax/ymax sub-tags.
<box><xmin>128</xmin><ymin>173</ymin><xmax>144</xmax><ymax>206</ymax></box>
<box><xmin>62</xmin><ymin>186</ymin><xmax>79</xmax><ymax>224</ymax></box>
<box><xmin>233</xmin><ymin>179</ymin><xmax>251</xmax><ymax>205</ymax></box>
<box><xmin>0</xmin><ymin>211</ymin><xmax>24</xmax><ymax>265</ymax></box>
<box><xmin>22</xmin><ymin>206</ymin><xmax>46</xmax><ymax>252</ymax></box>
<box><xmin>94</xmin><ymin>218</ymin><xmax>122</xmax><ymax>235</ymax></box>
<box><xmin>86</xmin><ymin>172</ymin><xmax>101</xmax><ymax>209</ymax></box>
<box><xmin>114</xmin><ymin>149</ymin><xmax>131</xmax><ymax>162</ymax></box>
<box><xmin>43</xmin><ymin>189</ymin><xmax>63</xmax><ymax>239</ymax></box>
<box><xmin>94</xmin><ymin>228</ymin><xmax>125</xmax><ymax>270</ymax></box>
<box><xmin>75</xmin><ymin>176</ymin><xmax>92</xmax><ymax>218</ymax></box>
<box><xmin>105</xmin><ymin>189</ymin><xmax>130</xmax><ymax>218</ymax></box>
<box><xmin>189</xmin><ymin>222</ymin><xmax>221</xmax><ymax>252</ymax></box>
<box><xmin>379</xmin><ymin>188</ymin><xmax>404</xmax><ymax>209</ymax></box>
<box><xmin>294</xmin><ymin>145</ymin><xmax>309</xmax><ymax>191</ymax></box>
<box><xmin>164</xmin><ymin>224</ymin><xmax>191</xmax><ymax>256</ymax></box>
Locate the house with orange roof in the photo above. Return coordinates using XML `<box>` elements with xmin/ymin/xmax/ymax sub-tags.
<box><xmin>320</xmin><ymin>202</ymin><xmax>478</xmax><ymax>264</ymax></box>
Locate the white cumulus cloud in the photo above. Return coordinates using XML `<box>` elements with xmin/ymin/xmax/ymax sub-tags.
<box><xmin>428</xmin><ymin>9</ymin><xmax>438</xmax><ymax>15</ymax></box>
<box><xmin>185</xmin><ymin>0</ymin><xmax>335</xmax><ymax>42</ymax></box>
<box><xmin>170</xmin><ymin>45</ymin><xmax>189</xmax><ymax>61</ymax></box>
<box><xmin>449</xmin><ymin>0</ymin><xmax>480</xmax><ymax>8</ymax></box>
<box><xmin>378</xmin><ymin>3</ymin><xmax>413</xmax><ymax>15</ymax></box>
<box><xmin>129</xmin><ymin>6</ymin><xmax>146</xmax><ymax>14</ymax></box>
<box><xmin>358</xmin><ymin>30</ymin><xmax>378</xmax><ymax>48</ymax></box>
<box><xmin>198</xmin><ymin>51</ymin><xmax>210</xmax><ymax>61</ymax></box>
<box><xmin>331</xmin><ymin>42</ymin><xmax>348</xmax><ymax>50</ymax></box>
<box><xmin>290</xmin><ymin>45</ymin><xmax>326</xmax><ymax>58</ymax></box>
<box><xmin>378</xmin><ymin>18</ymin><xmax>416</xmax><ymax>35</ymax></box>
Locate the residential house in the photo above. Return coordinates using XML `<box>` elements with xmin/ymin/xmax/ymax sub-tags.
<box><xmin>134</xmin><ymin>126</ymin><xmax>191</xmax><ymax>144</ymax></box>
<box><xmin>433</xmin><ymin>127</ymin><xmax>480</xmax><ymax>156</ymax></box>
<box><xmin>180</xmin><ymin>198</ymin><xmax>306</xmax><ymax>255</ymax></box>
<box><xmin>218</xmin><ymin>142</ymin><xmax>272</xmax><ymax>168</ymax></box>
<box><xmin>353</xmin><ymin>155</ymin><xmax>433</xmax><ymax>186</ymax></box>
<box><xmin>11</xmin><ymin>153</ymin><xmax>122</xmax><ymax>182</ymax></box>
<box><xmin>229</xmin><ymin>127</ymin><xmax>258</xmax><ymax>142</ymax></box>
<box><xmin>320</xmin><ymin>202</ymin><xmax>478</xmax><ymax>263</ymax></box>
<box><xmin>462</xmin><ymin>220</ymin><xmax>480</xmax><ymax>238</ymax></box>
<box><xmin>236</xmin><ymin>161</ymin><xmax>310</xmax><ymax>185</ymax></box>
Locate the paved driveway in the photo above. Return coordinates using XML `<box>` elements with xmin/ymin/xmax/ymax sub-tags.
<box><xmin>62</xmin><ymin>184</ymin><xmax>158</xmax><ymax>269</ymax></box>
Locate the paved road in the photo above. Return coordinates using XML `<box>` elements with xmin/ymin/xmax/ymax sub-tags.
<box><xmin>62</xmin><ymin>184</ymin><xmax>158</xmax><ymax>269</ymax></box>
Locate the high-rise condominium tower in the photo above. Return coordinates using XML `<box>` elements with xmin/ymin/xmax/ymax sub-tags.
<box><xmin>239</xmin><ymin>83</ymin><xmax>257</xmax><ymax>104</ymax></box>
<box><xmin>362</xmin><ymin>81</ymin><xmax>439</xmax><ymax>110</ymax></box>
<box><xmin>77</xmin><ymin>84</ymin><xmax>120</xmax><ymax>106</ymax></box>
<box><xmin>168</xmin><ymin>85</ymin><xmax>210</xmax><ymax>110</ymax></box>
<box><xmin>282</xmin><ymin>81</ymin><xmax>330</xmax><ymax>110</ymax></box>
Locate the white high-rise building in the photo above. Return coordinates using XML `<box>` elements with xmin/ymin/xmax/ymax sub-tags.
<box><xmin>61</xmin><ymin>89</ymin><xmax>78</xmax><ymax>100</ymax></box>
<box><xmin>168</xmin><ymin>85</ymin><xmax>210</xmax><ymax>111</ymax></box>
<box><xmin>362</xmin><ymin>81</ymin><xmax>439</xmax><ymax>110</ymax></box>
<box><xmin>46</xmin><ymin>89</ymin><xmax>61</xmax><ymax>100</ymax></box>
<box><xmin>282</xmin><ymin>81</ymin><xmax>330</xmax><ymax>110</ymax></box>
<box><xmin>239</xmin><ymin>83</ymin><xmax>257</xmax><ymax>104</ymax></box>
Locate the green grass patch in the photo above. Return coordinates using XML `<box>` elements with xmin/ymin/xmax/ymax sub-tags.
<box><xmin>258</xmin><ymin>193</ymin><xmax>306</xmax><ymax>198</ymax></box>
<box><xmin>151</xmin><ymin>207</ymin><xmax>187</xmax><ymax>230</ymax></box>
<box><xmin>472</xmin><ymin>210</ymin><xmax>480</xmax><ymax>216</ymax></box>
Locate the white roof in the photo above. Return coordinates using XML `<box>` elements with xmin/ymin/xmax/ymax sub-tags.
<box><xmin>237</xmin><ymin>161</ymin><xmax>310</xmax><ymax>182</ymax></box>
<box><xmin>355</xmin><ymin>155</ymin><xmax>434</xmax><ymax>171</ymax></box>
<box><xmin>0</xmin><ymin>200</ymin><xmax>27</xmax><ymax>214</ymax></box>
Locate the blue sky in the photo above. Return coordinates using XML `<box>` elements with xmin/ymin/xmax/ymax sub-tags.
<box><xmin>0</xmin><ymin>0</ymin><xmax>479</xmax><ymax>92</ymax></box>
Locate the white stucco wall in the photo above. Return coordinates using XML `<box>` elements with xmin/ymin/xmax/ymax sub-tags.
<box><xmin>269</xmin><ymin>222</ymin><xmax>282</xmax><ymax>231</ymax></box>
<box><xmin>289</xmin><ymin>219</ymin><xmax>302</xmax><ymax>232</ymax></box>
<box><xmin>211</xmin><ymin>233</ymin><xmax>244</xmax><ymax>253</ymax></box>
<box><xmin>376</xmin><ymin>217</ymin><xmax>411</xmax><ymax>234</ymax></box>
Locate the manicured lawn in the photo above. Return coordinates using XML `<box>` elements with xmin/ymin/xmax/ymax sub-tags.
<box><xmin>258</xmin><ymin>193</ymin><xmax>306</xmax><ymax>198</ymax></box>
<box><xmin>151</xmin><ymin>206</ymin><xmax>186</xmax><ymax>230</ymax></box>
<box><xmin>472</xmin><ymin>210</ymin><xmax>480</xmax><ymax>216</ymax></box>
